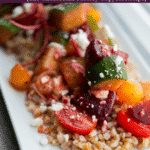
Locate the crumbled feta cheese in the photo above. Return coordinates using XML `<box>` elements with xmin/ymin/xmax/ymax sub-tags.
<box><xmin>88</xmin><ymin>81</ymin><xmax>91</xmax><ymax>86</ymax></box>
<box><xmin>12</xmin><ymin>6</ymin><xmax>23</xmax><ymax>18</ymax></box>
<box><xmin>91</xmin><ymin>104</ymin><xmax>94</xmax><ymax>108</ymax></box>
<box><xmin>48</xmin><ymin>42</ymin><xmax>66</xmax><ymax>56</ymax></box>
<box><xmin>61</xmin><ymin>90</ymin><xmax>69</xmax><ymax>96</ymax></box>
<box><xmin>39</xmin><ymin>105</ymin><xmax>47</xmax><ymax>113</ymax></box>
<box><xmin>104</xmin><ymin>70</ymin><xmax>109</xmax><ymax>75</ymax></box>
<box><xmin>99</xmin><ymin>72</ymin><xmax>105</xmax><ymax>78</ymax></box>
<box><xmin>115</xmin><ymin>56</ymin><xmax>123</xmax><ymax>66</ymax></box>
<box><xmin>31</xmin><ymin>117</ymin><xmax>43</xmax><ymax>127</ymax></box>
<box><xmin>23</xmin><ymin>3</ymin><xmax>32</xmax><ymax>12</ymax></box>
<box><xmin>51</xmin><ymin>99</ymin><xmax>56</xmax><ymax>104</ymax></box>
<box><xmin>39</xmin><ymin>138</ymin><xmax>49</xmax><ymax>145</ymax></box>
<box><xmin>49</xmin><ymin>103</ymin><xmax>63</xmax><ymax>111</ymax></box>
<box><xmin>41</xmin><ymin>76</ymin><xmax>50</xmax><ymax>84</ymax></box>
<box><xmin>92</xmin><ymin>115</ymin><xmax>97</xmax><ymax>122</ymax></box>
<box><xmin>72</xmin><ymin>29</ymin><xmax>90</xmax><ymax>51</ymax></box>
<box><xmin>113</xmin><ymin>44</ymin><xmax>118</xmax><ymax>51</ymax></box>
<box><xmin>72</xmin><ymin>107</ymin><xmax>76</xmax><ymax>110</ymax></box>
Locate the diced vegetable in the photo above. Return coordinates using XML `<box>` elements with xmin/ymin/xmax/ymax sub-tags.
<box><xmin>71</xmin><ymin>91</ymin><xmax>116</xmax><ymax>122</ymax></box>
<box><xmin>140</xmin><ymin>81</ymin><xmax>150</xmax><ymax>102</ymax></box>
<box><xmin>127</xmin><ymin>100</ymin><xmax>150</xmax><ymax>125</ymax></box>
<box><xmin>60</xmin><ymin>57</ymin><xmax>87</xmax><ymax>92</ymax></box>
<box><xmin>0</xmin><ymin>18</ymin><xmax>20</xmax><ymax>44</ymax></box>
<box><xmin>87</xmin><ymin>9</ymin><xmax>101</xmax><ymax>23</ymax></box>
<box><xmin>10</xmin><ymin>63</ymin><xmax>31</xmax><ymax>91</ymax></box>
<box><xmin>86</xmin><ymin>56</ymin><xmax>127</xmax><ymax>87</ymax></box>
<box><xmin>34</xmin><ymin>43</ymin><xmax>65</xmax><ymax>75</ymax></box>
<box><xmin>49</xmin><ymin>3</ymin><xmax>89</xmax><ymax>31</ymax></box>
<box><xmin>55</xmin><ymin>104</ymin><xmax>97</xmax><ymax>135</ymax></box>
<box><xmin>117</xmin><ymin>109</ymin><xmax>150</xmax><ymax>137</ymax></box>
<box><xmin>116</xmin><ymin>81</ymin><xmax>143</xmax><ymax>106</ymax></box>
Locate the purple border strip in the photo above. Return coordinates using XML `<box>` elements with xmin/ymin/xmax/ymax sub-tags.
<box><xmin>0</xmin><ymin>1</ymin><xmax>149</xmax><ymax>3</ymax></box>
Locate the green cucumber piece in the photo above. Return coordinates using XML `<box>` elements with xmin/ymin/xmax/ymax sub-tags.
<box><xmin>86</xmin><ymin>56</ymin><xmax>127</xmax><ymax>86</ymax></box>
<box><xmin>87</xmin><ymin>15</ymin><xmax>99</xmax><ymax>32</ymax></box>
<box><xmin>0</xmin><ymin>18</ymin><xmax>20</xmax><ymax>35</ymax></box>
<box><xmin>52</xmin><ymin>31</ymin><xmax>69</xmax><ymax>46</ymax></box>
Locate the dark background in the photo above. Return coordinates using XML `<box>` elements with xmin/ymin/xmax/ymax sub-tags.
<box><xmin>0</xmin><ymin>90</ymin><xmax>20</xmax><ymax>150</ymax></box>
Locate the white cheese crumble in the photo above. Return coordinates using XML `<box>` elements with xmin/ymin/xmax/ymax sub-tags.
<box><xmin>91</xmin><ymin>104</ymin><xmax>94</xmax><ymax>108</ymax></box>
<box><xmin>72</xmin><ymin>29</ymin><xmax>90</xmax><ymax>52</ymax></box>
<box><xmin>99</xmin><ymin>72</ymin><xmax>105</xmax><ymax>78</ymax></box>
<box><xmin>39</xmin><ymin>138</ymin><xmax>49</xmax><ymax>145</ymax></box>
<box><xmin>48</xmin><ymin>42</ymin><xmax>66</xmax><ymax>56</ymax></box>
<box><xmin>30</xmin><ymin>117</ymin><xmax>43</xmax><ymax>127</ymax></box>
<box><xmin>113</xmin><ymin>44</ymin><xmax>118</xmax><ymax>52</ymax></box>
<box><xmin>24</xmin><ymin>3</ymin><xmax>32</xmax><ymax>12</ymax></box>
<box><xmin>49</xmin><ymin>103</ymin><xmax>63</xmax><ymax>111</ymax></box>
<box><xmin>115</xmin><ymin>56</ymin><xmax>123</xmax><ymax>67</ymax></box>
<box><xmin>12</xmin><ymin>6</ymin><xmax>23</xmax><ymax>18</ymax></box>
<box><xmin>61</xmin><ymin>90</ymin><xmax>69</xmax><ymax>96</ymax></box>
<box><xmin>92</xmin><ymin>115</ymin><xmax>97</xmax><ymax>122</ymax></box>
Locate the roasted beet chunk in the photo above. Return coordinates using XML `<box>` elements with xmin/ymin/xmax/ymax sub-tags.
<box><xmin>71</xmin><ymin>91</ymin><xmax>116</xmax><ymax>122</ymax></box>
<box><xmin>127</xmin><ymin>100</ymin><xmax>150</xmax><ymax>125</ymax></box>
<box><xmin>85</xmin><ymin>39</ymin><xmax>129</xmax><ymax>68</ymax></box>
<box><xmin>85</xmin><ymin>39</ymin><xmax>111</xmax><ymax>68</ymax></box>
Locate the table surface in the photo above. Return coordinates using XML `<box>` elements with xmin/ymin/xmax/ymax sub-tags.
<box><xmin>0</xmin><ymin>90</ymin><xmax>20</xmax><ymax>150</ymax></box>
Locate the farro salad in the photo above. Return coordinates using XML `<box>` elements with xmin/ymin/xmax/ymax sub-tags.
<box><xmin>1</xmin><ymin>3</ymin><xmax>150</xmax><ymax>150</ymax></box>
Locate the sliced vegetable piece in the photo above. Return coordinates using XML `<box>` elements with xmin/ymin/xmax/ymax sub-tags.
<box><xmin>10</xmin><ymin>63</ymin><xmax>31</xmax><ymax>91</ymax></box>
<box><xmin>60</xmin><ymin>57</ymin><xmax>87</xmax><ymax>92</ymax></box>
<box><xmin>0</xmin><ymin>18</ymin><xmax>20</xmax><ymax>44</ymax></box>
<box><xmin>140</xmin><ymin>81</ymin><xmax>150</xmax><ymax>102</ymax></box>
<box><xmin>34</xmin><ymin>43</ymin><xmax>65</xmax><ymax>75</ymax></box>
<box><xmin>127</xmin><ymin>100</ymin><xmax>150</xmax><ymax>125</ymax></box>
<box><xmin>92</xmin><ymin>79</ymin><xmax>126</xmax><ymax>91</ymax></box>
<box><xmin>116</xmin><ymin>80</ymin><xmax>143</xmax><ymax>106</ymax></box>
<box><xmin>117</xmin><ymin>109</ymin><xmax>150</xmax><ymax>137</ymax></box>
<box><xmin>86</xmin><ymin>56</ymin><xmax>127</xmax><ymax>87</ymax></box>
<box><xmin>49</xmin><ymin>3</ymin><xmax>89</xmax><ymax>31</ymax></box>
<box><xmin>87</xmin><ymin>9</ymin><xmax>101</xmax><ymax>23</ymax></box>
<box><xmin>71</xmin><ymin>91</ymin><xmax>116</xmax><ymax>122</ymax></box>
<box><xmin>55</xmin><ymin>104</ymin><xmax>97</xmax><ymax>135</ymax></box>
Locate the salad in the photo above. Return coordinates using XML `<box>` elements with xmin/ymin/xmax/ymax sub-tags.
<box><xmin>0</xmin><ymin>3</ymin><xmax>150</xmax><ymax>150</ymax></box>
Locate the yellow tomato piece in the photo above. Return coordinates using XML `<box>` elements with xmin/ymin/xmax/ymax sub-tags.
<box><xmin>140</xmin><ymin>81</ymin><xmax>150</xmax><ymax>102</ymax></box>
<box><xmin>92</xmin><ymin>79</ymin><xmax>126</xmax><ymax>91</ymax></box>
<box><xmin>116</xmin><ymin>80</ymin><xmax>143</xmax><ymax>106</ymax></box>
<box><xmin>87</xmin><ymin>9</ymin><xmax>101</xmax><ymax>22</ymax></box>
<box><xmin>10</xmin><ymin>63</ymin><xmax>31</xmax><ymax>91</ymax></box>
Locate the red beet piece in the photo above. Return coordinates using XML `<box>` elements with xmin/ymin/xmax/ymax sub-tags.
<box><xmin>127</xmin><ymin>100</ymin><xmax>150</xmax><ymax>125</ymax></box>
<box><xmin>71</xmin><ymin>91</ymin><xmax>116</xmax><ymax>123</ymax></box>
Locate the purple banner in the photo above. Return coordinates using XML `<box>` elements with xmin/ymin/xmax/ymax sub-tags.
<box><xmin>0</xmin><ymin>0</ymin><xmax>149</xmax><ymax>2</ymax></box>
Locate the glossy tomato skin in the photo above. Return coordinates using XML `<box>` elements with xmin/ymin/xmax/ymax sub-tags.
<box><xmin>55</xmin><ymin>104</ymin><xmax>97</xmax><ymax>135</ymax></box>
<box><xmin>117</xmin><ymin>110</ymin><xmax>150</xmax><ymax>137</ymax></box>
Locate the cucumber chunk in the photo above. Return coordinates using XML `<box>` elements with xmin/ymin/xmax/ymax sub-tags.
<box><xmin>86</xmin><ymin>56</ymin><xmax>127</xmax><ymax>86</ymax></box>
<box><xmin>0</xmin><ymin>18</ymin><xmax>20</xmax><ymax>44</ymax></box>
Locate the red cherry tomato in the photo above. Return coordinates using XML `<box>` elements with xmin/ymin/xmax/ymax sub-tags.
<box><xmin>117</xmin><ymin>109</ymin><xmax>150</xmax><ymax>137</ymax></box>
<box><xmin>55</xmin><ymin>104</ymin><xmax>97</xmax><ymax>135</ymax></box>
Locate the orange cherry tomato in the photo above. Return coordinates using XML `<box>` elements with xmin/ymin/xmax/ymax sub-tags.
<box><xmin>116</xmin><ymin>80</ymin><xmax>143</xmax><ymax>106</ymax></box>
<box><xmin>10</xmin><ymin>63</ymin><xmax>31</xmax><ymax>91</ymax></box>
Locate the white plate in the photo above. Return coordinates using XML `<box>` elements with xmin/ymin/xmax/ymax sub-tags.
<box><xmin>0</xmin><ymin>4</ymin><xmax>150</xmax><ymax>150</ymax></box>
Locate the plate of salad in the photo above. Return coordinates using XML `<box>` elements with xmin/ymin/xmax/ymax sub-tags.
<box><xmin>0</xmin><ymin>3</ymin><xmax>150</xmax><ymax>150</ymax></box>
